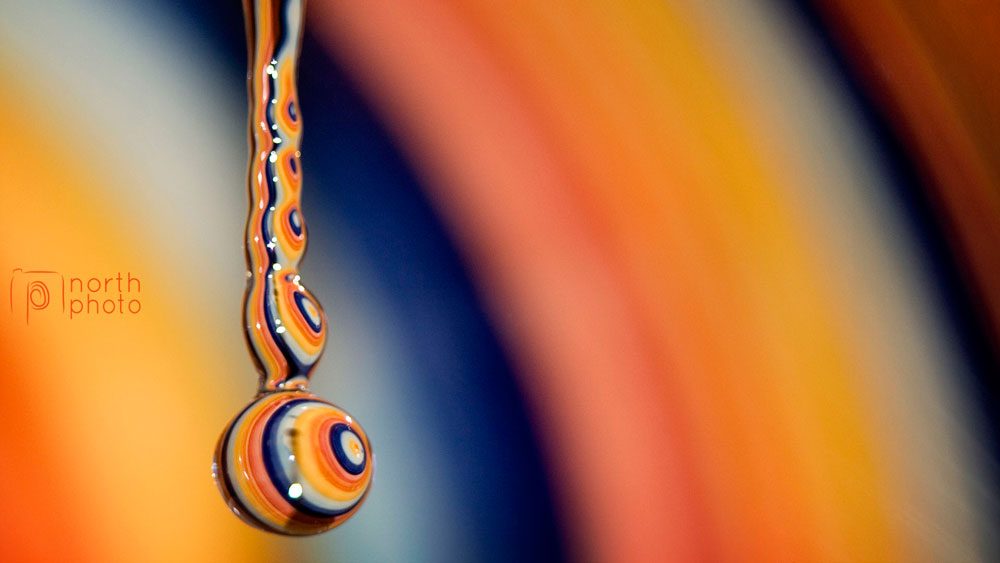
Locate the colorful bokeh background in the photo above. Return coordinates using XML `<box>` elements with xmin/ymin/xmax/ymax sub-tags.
<box><xmin>1</xmin><ymin>0</ymin><xmax>998</xmax><ymax>561</ymax></box>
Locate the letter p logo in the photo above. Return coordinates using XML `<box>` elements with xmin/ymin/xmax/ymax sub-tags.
<box><xmin>9</xmin><ymin>269</ymin><xmax>64</xmax><ymax>324</ymax></box>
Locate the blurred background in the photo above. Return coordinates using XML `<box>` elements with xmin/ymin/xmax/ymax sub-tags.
<box><xmin>1</xmin><ymin>0</ymin><xmax>998</xmax><ymax>561</ymax></box>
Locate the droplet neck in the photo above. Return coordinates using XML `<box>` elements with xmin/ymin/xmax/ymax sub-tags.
<box><xmin>241</xmin><ymin>0</ymin><xmax>327</xmax><ymax>390</ymax></box>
